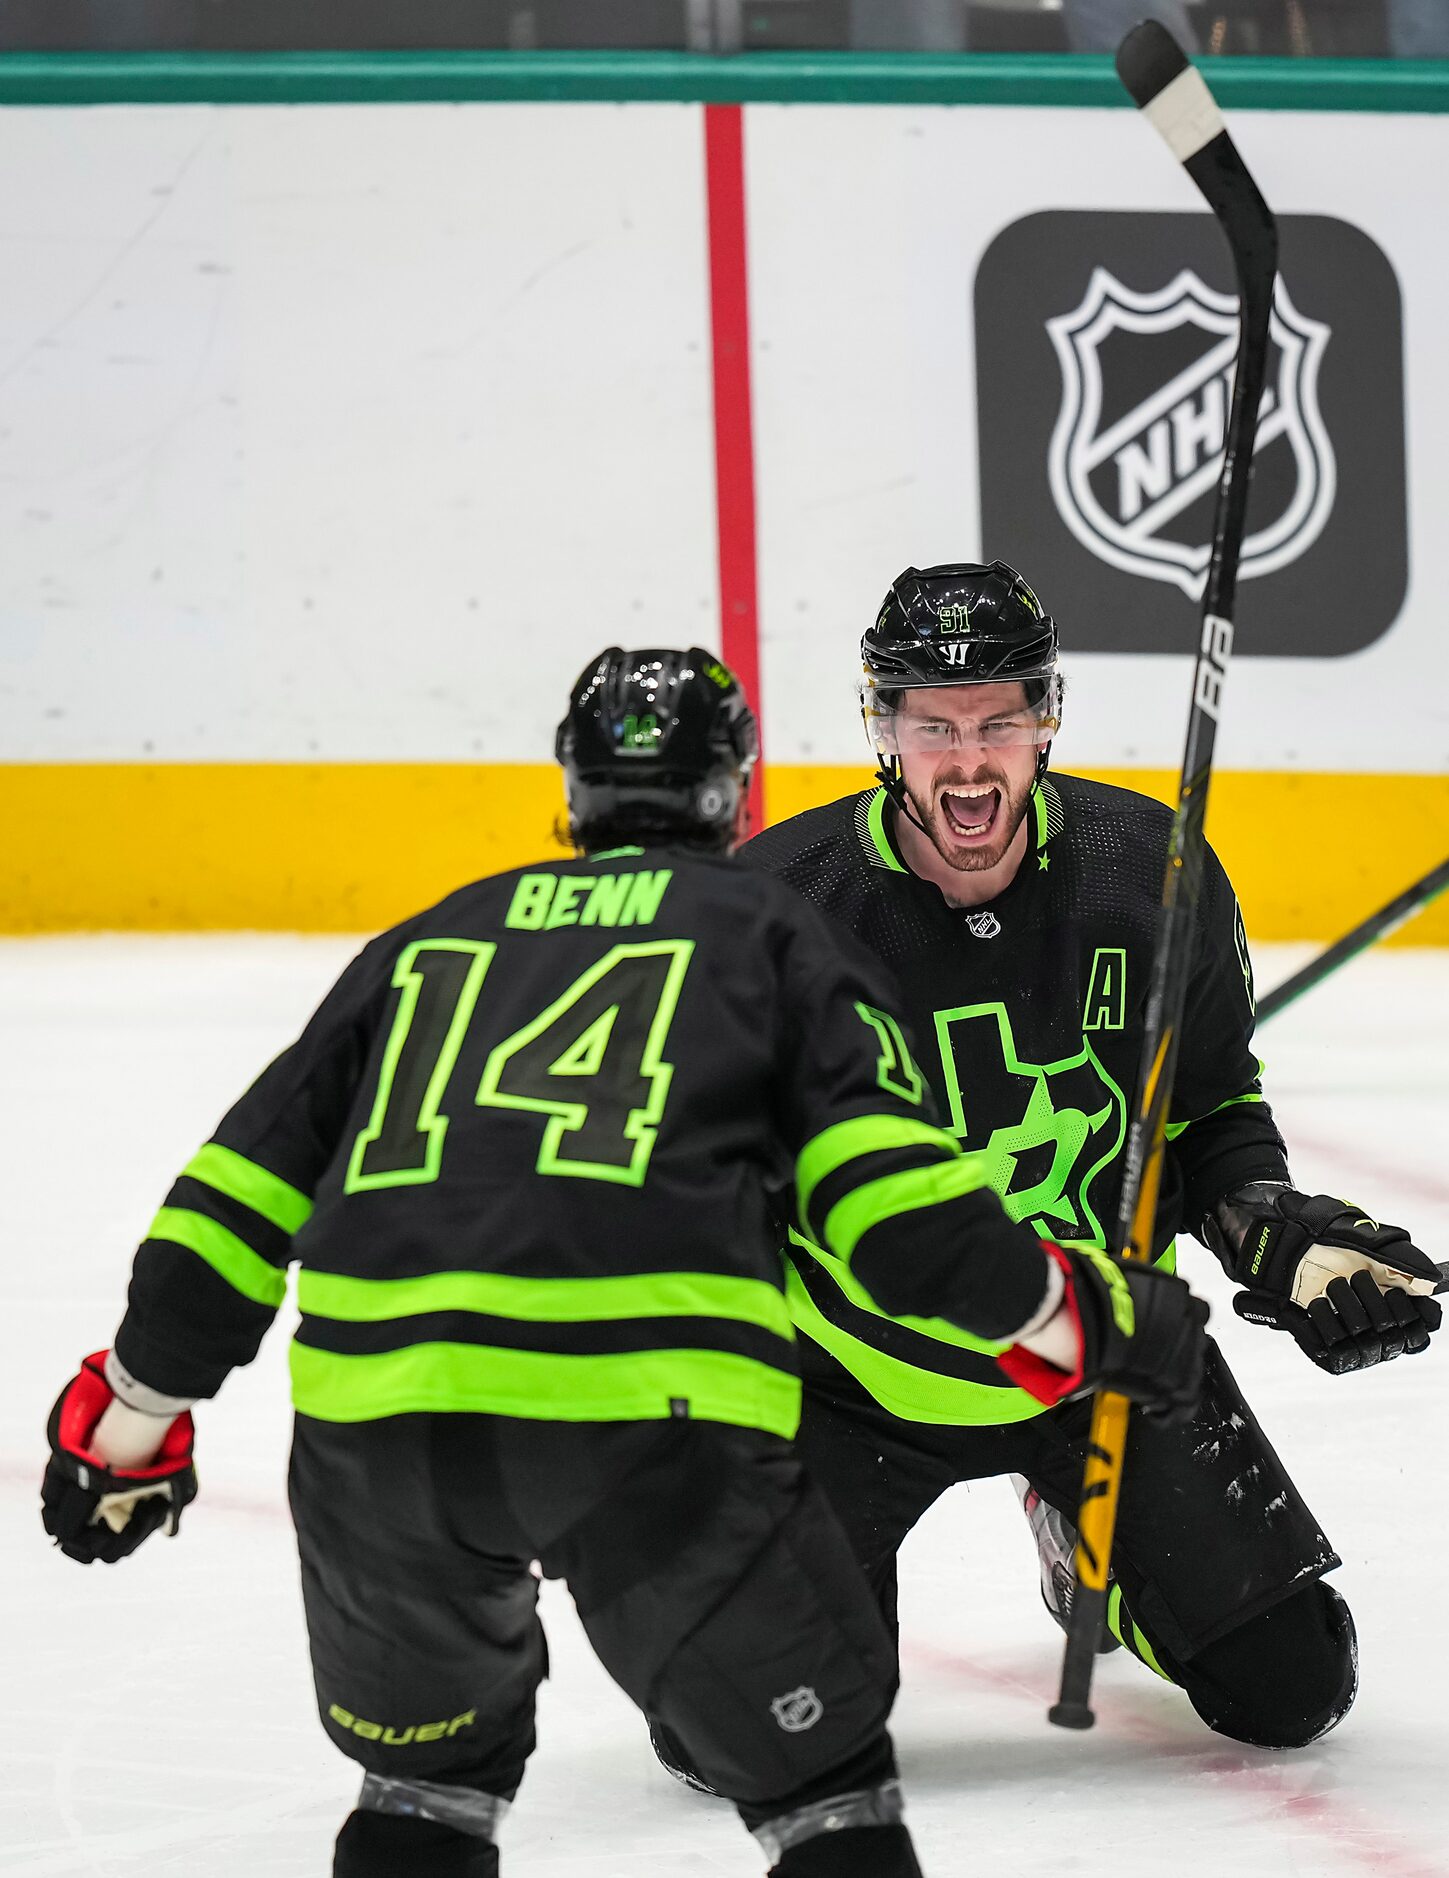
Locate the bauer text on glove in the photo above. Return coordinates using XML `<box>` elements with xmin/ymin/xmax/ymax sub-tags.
<box><xmin>1206</xmin><ymin>1183</ymin><xmax>1442</xmax><ymax>1375</ymax></box>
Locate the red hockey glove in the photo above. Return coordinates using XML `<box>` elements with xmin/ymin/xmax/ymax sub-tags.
<box><xmin>42</xmin><ymin>1352</ymin><xmax>197</xmax><ymax>1564</ymax></box>
<box><xmin>998</xmin><ymin>1242</ymin><xmax>1209</xmax><ymax>1425</ymax></box>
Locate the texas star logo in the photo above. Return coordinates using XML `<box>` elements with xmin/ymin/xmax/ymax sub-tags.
<box><xmin>1046</xmin><ymin>268</ymin><xmax>1335</xmax><ymax>600</ymax></box>
<box><xmin>936</xmin><ymin>1003</ymin><xmax>1126</xmax><ymax>1245</ymax></box>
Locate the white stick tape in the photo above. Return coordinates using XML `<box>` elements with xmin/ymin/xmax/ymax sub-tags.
<box><xmin>1143</xmin><ymin>65</ymin><xmax>1226</xmax><ymax>163</ymax></box>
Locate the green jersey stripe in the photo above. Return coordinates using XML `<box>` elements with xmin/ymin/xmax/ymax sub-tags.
<box><xmin>796</xmin><ymin>1114</ymin><xmax>955</xmax><ymax>1224</ymax></box>
<box><xmin>1163</xmin><ymin>1088</ymin><xmax>1265</xmax><ymax>1141</ymax></box>
<box><xmin>296</xmin><ymin>1267</ymin><xmax>793</xmax><ymax>1340</ymax></box>
<box><xmin>288</xmin><ymin>1339</ymin><xmax>802</xmax><ymax>1437</ymax></box>
<box><xmin>821</xmin><ymin>1153</ymin><xmax>990</xmax><ymax>1262</ymax></box>
<box><xmin>784</xmin><ymin>1262</ymin><xmax>1049</xmax><ymax>1427</ymax></box>
<box><xmin>181</xmin><ymin>1142</ymin><xmax>314</xmax><ymax>1234</ymax></box>
<box><xmin>786</xmin><ymin>1232</ymin><xmax>1181</xmax><ymax>1423</ymax></box>
<box><xmin>146</xmin><ymin>1206</ymin><xmax>289</xmax><ymax>1308</ymax></box>
<box><xmin>788</xmin><ymin>1230</ymin><xmax>1006</xmax><ymax>1356</ymax></box>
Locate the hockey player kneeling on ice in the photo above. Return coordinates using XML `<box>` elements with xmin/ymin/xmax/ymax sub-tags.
<box><xmin>40</xmin><ymin>645</ymin><xmax>1211</xmax><ymax>1878</ymax></box>
<box><xmin>648</xmin><ymin>562</ymin><xmax>1441</xmax><ymax>1788</ymax></box>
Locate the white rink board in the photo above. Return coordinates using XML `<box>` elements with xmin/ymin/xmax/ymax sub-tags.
<box><xmin>0</xmin><ymin>102</ymin><xmax>1446</xmax><ymax>776</ymax></box>
<box><xmin>0</xmin><ymin>104</ymin><xmax>717</xmax><ymax>764</ymax></box>
<box><xmin>745</xmin><ymin>102</ymin><xmax>1449</xmax><ymax>774</ymax></box>
<box><xmin>1</xmin><ymin>935</ymin><xmax>1448</xmax><ymax>1875</ymax></box>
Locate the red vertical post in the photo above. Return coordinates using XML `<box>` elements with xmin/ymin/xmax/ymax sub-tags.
<box><xmin>703</xmin><ymin>102</ymin><xmax>765</xmax><ymax>831</ymax></box>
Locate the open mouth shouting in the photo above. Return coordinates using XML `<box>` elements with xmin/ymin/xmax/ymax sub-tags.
<box><xmin>937</xmin><ymin>782</ymin><xmax>1003</xmax><ymax>845</ymax></box>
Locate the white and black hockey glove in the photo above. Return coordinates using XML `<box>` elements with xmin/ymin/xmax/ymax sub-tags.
<box><xmin>1205</xmin><ymin>1183</ymin><xmax>1443</xmax><ymax>1375</ymax></box>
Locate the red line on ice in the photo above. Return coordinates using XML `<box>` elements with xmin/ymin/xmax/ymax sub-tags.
<box><xmin>905</xmin><ymin>1640</ymin><xmax>1446</xmax><ymax>1878</ymax></box>
<box><xmin>704</xmin><ymin>101</ymin><xmax>765</xmax><ymax>831</ymax></box>
<box><xmin>1280</xmin><ymin>1125</ymin><xmax>1449</xmax><ymax>1216</ymax></box>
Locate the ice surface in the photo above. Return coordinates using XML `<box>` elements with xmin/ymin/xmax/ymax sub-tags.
<box><xmin>3</xmin><ymin>936</ymin><xmax>1447</xmax><ymax>1877</ymax></box>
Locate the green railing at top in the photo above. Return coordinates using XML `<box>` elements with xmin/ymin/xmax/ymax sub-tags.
<box><xmin>0</xmin><ymin>49</ymin><xmax>1446</xmax><ymax>110</ymax></box>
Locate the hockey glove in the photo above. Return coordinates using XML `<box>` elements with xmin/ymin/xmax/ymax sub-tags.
<box><xmin>998</xmin><ymin>1242</ymin><xmax>1209</xmax><ymax>1424</ymax></box>
<box><xmin>1205</xmin><ymin>1184</ymin><xmax>1443</xmax><ymax>1376</ymax></box>
<box><xmin>42</xmin><ymin>1352</ymin><xmax>197</xmax><ymax>1564</ymax></box>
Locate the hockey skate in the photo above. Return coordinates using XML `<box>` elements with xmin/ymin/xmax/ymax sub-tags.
<box><xmin>1012</xmin><ymin>1476</ymin><xmax>1120</xmax><ymax>1654</ymax></box>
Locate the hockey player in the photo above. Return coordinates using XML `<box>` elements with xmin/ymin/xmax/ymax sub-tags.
<box><xmin>41</xmin><ymin>645</ymin><xmax>1210</xmax><ymax>1878</ymax></box>
<box><xmin>668</xmin><ymin>562</ymin><xmax>1439</xmax><ymax>1764</ymax></box>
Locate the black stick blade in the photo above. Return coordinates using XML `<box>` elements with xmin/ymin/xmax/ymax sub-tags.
<box><xmin>1117</xmin><ymin>21</ymin><xmax>1226</xmax><ymax>165</ymax></box>
<box><xmin>1116</xmin><ymin>19</ymin><xmax>1189</xmax><ymax>105</ymax></box>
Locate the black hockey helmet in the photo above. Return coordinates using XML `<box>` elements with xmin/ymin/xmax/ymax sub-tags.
<box><xmin>863</xmin><ymin>560</ymin><xmax>1058</xmax><ymax>693</ymax></box>
<box><xmin>555</xmin><ymin>646</ymin><xmax>759</xmax><ymax>853</ymax></box>
<box><xmin>861</xmin><ymin>561</ymin><xmax>1062</xmax><ymax>794</ymax></box>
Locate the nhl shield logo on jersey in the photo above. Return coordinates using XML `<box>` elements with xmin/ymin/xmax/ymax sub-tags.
<box><xmin>770</xmin><ymin>1686</ymin><xmax>824</xmax><ymax>1732</ymax></box>
<box><xmin>1046</xmin><ymin>267</ymin><xmax>1334</xmax><ymax>601</ymax></box>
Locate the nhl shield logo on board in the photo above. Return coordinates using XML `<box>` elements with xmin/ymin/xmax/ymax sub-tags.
<box><xmin>974</xmin><ymin>211</ymin><xmax>1406</xmax><ymax>657</ymax></box>
<box><xmin>1046</xmin><ymin>267</ymin><xmax>1334</xmax><ymax>601</ymax></box>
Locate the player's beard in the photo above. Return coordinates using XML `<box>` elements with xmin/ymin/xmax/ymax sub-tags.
<box><xmin>903</xmin><ymin>765</ymin><xmax>1032</xmax><ymax>873</ymax></box>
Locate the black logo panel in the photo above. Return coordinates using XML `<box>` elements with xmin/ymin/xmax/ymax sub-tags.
<box><xmin>974</xmin><ymin>211</ymin><xmax>1407</xmax><ymax>656</ymax></box>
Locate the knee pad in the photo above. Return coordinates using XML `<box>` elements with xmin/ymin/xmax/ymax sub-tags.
<box><xmin>647</xmin><ymin>1480</ymin><xmax>897</xmax><ymax>1803</ymax></box>
<box><xmin>1188</xmin><ymin>1581</ymin><xmax>1358</xmax><ymax>1750</ymax></box>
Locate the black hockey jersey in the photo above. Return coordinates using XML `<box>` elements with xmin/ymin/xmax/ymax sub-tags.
<box><xmin>112</xmin><ymin>845</ymin><xmax>1055</xmax><ymax>1440</ymax></box>
<box><xmin>742</xmin><ymin>777</ymin><xmax>1290</xmax><ymax>1427</ymax></box>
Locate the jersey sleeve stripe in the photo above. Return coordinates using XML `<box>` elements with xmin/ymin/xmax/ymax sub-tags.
<box><xmin>820</xmin><ymin>1154</ymin><xmax>990</xmax><ymax>1264</ymax></box>
<box><xmin>795</xmin><ymin>1115</ymin><xmax>957</xmax><ymax>1223</ymax></box>
<box><xmin>788</xmin><ymin>1229</ymin><xmax>1005</xmax><ymax>1357</ymax></box>
<box><xmin>1164</xmin><ymin>1088</ymin><xmax>1265</xmax><ymax>1141</ymax></box>
<box><xmin>783</xmin><ymin>1258</ymin><xmax>1045</xmax><ymax>1426</ymax></box>
<box><xmin>296</xmin><ymin>1267</ymin><xmax>793</xmax><ymax>1340</ymax></box>
<box><xmin>181</xmin><ymin>1142</ymin><xmax>314</xmax><ymax>1235</ymax></box>
<box><xmin>144</xmin><ymin>1206</ymin><xmax>289</xmax><ymax>1309</ymax></box>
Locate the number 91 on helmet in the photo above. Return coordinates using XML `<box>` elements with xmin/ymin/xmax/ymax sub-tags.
<box><xmin>859</xmin><ymin>559</ymin><xmax>1063</xmax><ymax>773</ymax></box>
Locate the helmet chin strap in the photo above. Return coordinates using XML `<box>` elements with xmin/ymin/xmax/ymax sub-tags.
<box><xmin>873</xmin><ymin>758</ymin><xmax>931</xmax><ymax>840</ymax></box>
<box><xmin>874</xmin><ymin>752</ymin><xmax>1053</xmax><ymax>845</ymax></box>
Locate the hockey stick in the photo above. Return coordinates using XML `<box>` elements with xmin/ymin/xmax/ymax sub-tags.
<box><xmin>1049</xmin><ymin>22</ymin><xmax>1278</xmax><ymax>1730</ymax></box>
<box><xmin>1256</xmin><ymin>856</ymin><xmax>1449</xmax><ymax>1025</ymax></box>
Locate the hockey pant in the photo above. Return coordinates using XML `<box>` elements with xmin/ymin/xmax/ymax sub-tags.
<box><xmin>792</xmin><ymin>1336</ymin><xmax>1357</xmax><ymax>1750</ymax></box>
<box><xmin>290</xmin><ymin>1412</ymin><xmax>914</xmax><ymax>1873</ymax></box>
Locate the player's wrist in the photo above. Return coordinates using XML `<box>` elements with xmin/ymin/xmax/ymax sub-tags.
<box><xmin>1010</xmin><ymin>1256</ymin><xmax>1076</xmax><ymax>1370</ymax></box>
<box><xmin>95</xmin><ymin>1350</ymin><xmax>195</xmax><ymax>1466</ymax></box>
<box><xmin>104</xmin><ymin>1348</ymin><xmax>197</xmax><ymax>1420</ymax></box>
<box><xmin>1203</xmin><ymin>1178</ymin><xmax>1293</xmax><ymax>1279</ymax></box>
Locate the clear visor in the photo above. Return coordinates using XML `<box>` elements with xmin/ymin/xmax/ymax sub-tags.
<box><xmin>861</xmin><ymin>674</ymin><xmax>1062</xmax><ymax>757</ymax></box>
